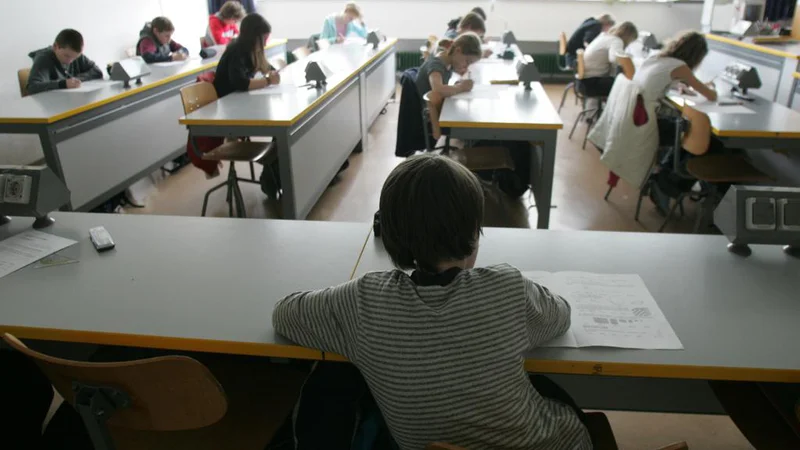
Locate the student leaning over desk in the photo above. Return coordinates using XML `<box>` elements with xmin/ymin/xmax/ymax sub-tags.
<box><xmin>27</xmin><ymin>29</ymin><xmax>103</xmax><ymax>94</ymax></box>
<box><xmin>206</xmin><ymin>0</ymin><xmax>246</xmax><ymax>46</ymax></box>
<box><xmin>136</xmin><ymin>16</ymin><xmax>189</xmax><ymax>63</ymax></box>
<box><xmin>320</xmin><ymin>2</ymin><xmax>368</xmax><ymax>44</ymax></box>
<box><xmin>444</xmin><ymin>6</ymin><xmax>487</xmax><ymax>39</ymax></box>
<box><xmin>416</xmin><ymin>32</ymin><xmax>482</xmax><ymax>100</ymax></box>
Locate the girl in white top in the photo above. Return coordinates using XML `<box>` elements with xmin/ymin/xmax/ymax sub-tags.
<box><xmin>579</xmin><ymin>22</ymin><xmax>638</xmax><ymax>99</ymax></box>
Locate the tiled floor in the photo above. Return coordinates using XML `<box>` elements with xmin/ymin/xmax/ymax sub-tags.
<box><xmin>126</xmin><ymin>83</ymin><xmax>753</xmax><ymax>449</ymax></box>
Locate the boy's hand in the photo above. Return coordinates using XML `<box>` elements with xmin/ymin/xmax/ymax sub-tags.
<box><xmin>171</xmin><ymin>52</ymin><xmax>188</xmax><ymax>61</ymax></box>
<box><xmin>267</xmin><ymin>70</ymin><xmax>281</xmax><ymax>85</ymax></box>
<box><xmin>456</xmin><ymin>79</ymin><xmax>474</xmax><ymax>93</ymax></box>
<box><xmin>65</xmin><ymin>78</ymin><xmax>81</xmax><ymax>89</ymax></box>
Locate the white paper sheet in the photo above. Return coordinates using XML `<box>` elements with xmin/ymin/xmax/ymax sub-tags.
<box><xmin>669</xmin><ymin>92</ymin><xmax>756</xmax><ymax>115</ymax></box>
<box><xmin>451</xmin><ymin>85</ymin><xmax>510</xmax><ymax>100</ymax></box>
<box><xmin>247</xmin><ymin>84</ymin><xmax>300</xmax><ymax>95</ymax></box>
<box><xmin>151</xmin><ymin>59</ymin><xmax>196</xmax><ymax>67</ymax></box>
<box><xmin>697</xmin><ymin>104</ymin><xmax>755</xmax><ymax>115</ymax></box>
<box><xmin>62</xmin><ymin>80</ymin><xmax>119</xmax><ymax>93</ymax></box>
<box><xmin>0</xmin><ymin>230</ymin><xmax>77</xmax><ymax>279</ymax></box>
<box><xmin>524</xmin><ymin>271</ymin><xmax>683</xmax><ymax>349</ymax></box>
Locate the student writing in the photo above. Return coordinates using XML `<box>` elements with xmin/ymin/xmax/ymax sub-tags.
<box><xmin>580</xmin><ymin>21</ymin><xmax>639</xmax><ymax>98</ymax></box>
<box><xmin>27</xmin><ymin>29</ymin><xmax>103</xmax><ymax>95</ymax></box>
<box><xmin>445</xmin><ymin>6</ymin><xmax>487</xmax><ymax>39</ymax></box>
<box><xmin>273</xmin><ymin>154</ymin><xmax>591</xmax><ymax>450</ymax></box>
<box><xmin>443</xmin><ymin>11</ymin><xmax>486</xmax><ymax>40</ymax></box>
<box><xmin>416</xmin><ymin>32</ymin><xmax>482</xmax><ymax>99</ymax></box>
<box><xmin>320</xmin><ymin>2</ymin><xmax>368</xmax><ymax>44</ymax></box>
<box><xmin>206</xmin><ymin>0</ymin><xmax>246</xmax><ymax>46</ymax></box>
<box><xmin>212</xmin><ymin>13</ymin><xmax>279</xmax><ymax>98</ymax></box>
<box><xmin>565</xmin><ymin>14</ymin><xmax>615</xmax><ymax>68</ymax></box>
<box><xmin>137</xmin><ymin>17</ymin><xmax>189</xmax><ymax>63</ymax></box>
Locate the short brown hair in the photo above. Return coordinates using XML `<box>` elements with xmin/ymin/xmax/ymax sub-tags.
<box><xmin>344</xmin><ymin>2</ymin><xmax>362</xmax><ymax>18</ymax></box>
<box><xmin>151</xmin><ymin>16</ymin><xmax>175</xmax><ymax>33</ymax></box>
<box><xmin>610</xmin><ymin>22</ymin><xmax>638</xmax><ymax>46</ymax></box>
<box><xmin>458</xmin><ymin>12</ymin><xmax>486</xmax><ymax>35</ymax></box>
<box><xmin>54</xmin><ymin>29</ymin><xmax>84</xmax><ymax>52</ymax></box>
<box><xmin>661</xmin><ymin>31</ymin><xmax>708</xmax><ymax>70</ymax></box>
<box><xmin>219</xmin><ymin>1</ymin><xmax>246</xmax><ymax>21</ymax></box>
<box><xmin>448</xmin><ymin>32</ymin><xmax>482</xmax><ymax>58</ymax></box>
<box><xmin>379</xmin><ymin>154</ymin><xmax>484</xmax><ymax>271</ymax></box>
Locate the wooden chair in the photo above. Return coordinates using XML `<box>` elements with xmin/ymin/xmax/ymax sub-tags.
<box><xmin>426</xmin><ymin>412</ymin><xmax>688</xmax><ymax>450</ymax></box>
<box><xmin>180</xmin><ymin>82</ymin><xmax>270</xmax><ymax>218</ymax></box>
<box><xmin>18</xmin><ymin>68</ymin><xmax>30</xmax><ymax>97</ymax></box>
<box><xmin>616</xmin><ymin>54</ymin><xmax>635</xmax><ymax>80</ymax></box>
<box><xmin>568</xmin><ymin>50</ymin><xmax>605</xmax><ymax>150</ymax></box>
<box><xmin>422</xmin><ymin>91</ymin><xmax>515</xmax><ymax>175</ymax></box>
<box><xmin>291</xmin><ymin>45</ymin><xmax>312</xmax><ymax>61</ymax></box>
<box><xmin>557</xmin><ymin>32</ymin><xmax>578</xmax><ymax>112</ymax></box>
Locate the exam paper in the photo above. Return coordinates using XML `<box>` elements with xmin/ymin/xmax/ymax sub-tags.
<box><xmin>248</xmin><ymin>84</ymin><xmax>300</xmax><ymax>95</ymax></box>
<box><xmin>62</xmin><ymin>80</ymin><xmax>119</xmax><ymax>93</ymax></box>
<box><xmin>451</xmin><ymin>85</ymin><xmax>510</xmax><ymax>100</ymax></box>
<box><xmin>524</xmin><ymin>271</ymin><xmax>683</xmax><ymax>349</ymax></box>
<box><xmin>0</xmin><ymin>230</ymin><xmax>77</xmax><ymax>279</ymax></box>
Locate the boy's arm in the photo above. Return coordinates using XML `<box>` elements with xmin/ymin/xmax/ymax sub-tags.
<box><xmin>524</xmin><ymin>278</ymin><xmax>571</xmax><ymax>347</ymax></box>
<box><xmin>27</xmin><ymin>55</ymin><xmax>63</xmax><ymax>94</ymax></box>
<box><xmin>273</xmin><ymin>279</ymin><xmax>360</xmax><ymax>358</ymax></box>
<box><xmin>428</xmin><ymin>71</ymin><xmax>465</xmax><ymax>97</ymax></box>
<box><xmin>170</xmin><ymin>40</ymin><xmax>188</xmax><ymax>54</ymax></box>
<box><xmin>74</xmin><ymin>55</ymin><xmax>103</xmax><ymax>81</ymax></box>
<box><xmin>138</xmin><ymin>38</ymin><xmax>170</xmax><ymax>63</ymax></box>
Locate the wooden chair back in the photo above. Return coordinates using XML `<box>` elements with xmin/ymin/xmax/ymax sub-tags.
<box><xmin>576</xmin><ymin>49</ymin><xmax>586</xmax><ymax>80</ymax></box>
<box><xmin>292</xmin><ymin>46</ymin><xmax>312</xmax><ymax>60</ymax></box>
<box><xmin>616</xmin><ymin>54</ymin><xmax>635</xmax><ymax>80</ymax></box>
<box><xmin>681</xmin><ymin>106</ymin><xmax>711</xmax><ymax>156</ymax></box>
<box><xmin>269</xmin><ymin>57</ymin><xmax>288</xmax><ymax>71</ymax></box>
<box><xmin>180</xmin><ymin>82</ymin><xmax>218</xmax><ymax>115</ymax></box>
<box><xmin>559</xmin><ymin>32</ymin><xmax>568</xmax><ymax>56</ymax></box>
<box><xmin>18</xmin><ymin>68</ymin><xmax>30</xmax><ymax>97</ymax></box>
<box><xmin>2</xmin><ymin>333</ymin><xmax>227</xmax><ymax>432</ymax></box>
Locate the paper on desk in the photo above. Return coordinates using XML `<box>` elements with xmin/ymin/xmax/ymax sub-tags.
<box><xmin>151</xmin><ymin>59</ymin><xmax>196</xmax><ymax>67</ymax></box>
<box><xmin>248</xmin><ymin>84</ymin><xmax>299</xmax><ymax>95</ymax></box>
<box><xmin>63</xmin><ymin>80</ymin><xmax>119</xmax><ymax>93</ymax></box>
<box><xmin>670</xmin><ymin>92</ymin><xmax>756</xmax><ymax>115</ymax></box>
<box><xmin>524</xmin><ymin>271</ymin><xmax>683</xmax><ymax>350</ymax></box>
<box><xmin>451</xmin><ymin>85</ymin><xmax>510</xmax><ymax>100</ymax></box>
<box><xmin>0</xmin><ymin>230</ymin><xmax>77</xmax><ymax>279</ymax></box>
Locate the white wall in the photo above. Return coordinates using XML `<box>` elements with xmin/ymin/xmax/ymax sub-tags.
<box><xmin>0</xmin><ymin>0</ymin><xmax>207</xmax><ymax>165</ymax></box>
<box><xmin>256</xmin><ymin>0</ymin><xmax>703</xmax><ymax>41</ymax></box>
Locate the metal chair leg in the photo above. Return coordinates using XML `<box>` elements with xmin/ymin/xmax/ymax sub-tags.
<box><xmin>635</xmin><ymin>185</ymin><xmax>647</xmax><ymax>222</ymax></box>
<box><xmin>604</xmin><ymin>185</ymin><xmax>613</xmax><ymax>201</ymax></box>
<box><xmin>558</xmin><ymin>82</ymin><xmax>574</xmax><ymax>112</ymax></box>
<box><xmin>249</xmin><ymin>162</ymin><xmax>256</xmax><ymax>181</ymax></box>
<box><xmin>233</xmin><ymin>182</ymin><xmax>247</xmax><ymax>218</ymax></box>
<box><xmin>569</xmin><ymin>110</ymin><xmax>586</xmax><ymax>139</ymax></box>
<box><xmin>200</xmin><ymin>180</ymin><xmax>229</xmax><ymax>217</ymax></box>
<box><xmin>658</xmin><ymin>194</ymin><xmax>686</xmax><ymax>232</ymax></box>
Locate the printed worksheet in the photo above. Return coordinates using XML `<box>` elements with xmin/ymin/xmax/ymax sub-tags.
<box><xmin>0</xmin><ymin>230</ymin><xmax>77</xmax><ymax>279</ymax></box>
<box><xmin>523</xmin><ymin>271</ymin><xmax>683</xmax><ymax>350</ymax></box>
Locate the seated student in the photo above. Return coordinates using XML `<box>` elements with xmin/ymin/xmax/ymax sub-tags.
<box><xmin>136</xmin><ymin>17</ymin><xmax>189</xmax><ymax>63</ymax></box>
<box><xmin>320</xmin><ymin>2</ymin><xmax>368</xmax><ymax>44</ymax></box>
<box><xmin>213</xmin><ymin>13</ymin><xmax>279</xmax><ymax>98</ymax></box>
<box><xmin>273</xmin><ymin>154</ymin><xmax>592</xmax><ymax>450</ymax></box>
<box><xmin>27</xmin><ymin>29</ymin><xmax>103</xmax><ymax>95</ymax></box>
<box><xmin>206</xmin><ymin>0</ymin><xmax>246</xmax><ymax>46</ymax></box>
<box><xmin>416</xmin><ymin>32</ymin><xmax>482</xmax><ymax>100</ymax></box>
<box><xmin>580</xmin><ymin>21</ymin><xmax>639</xmax><ymax>98</ymax></box>
<box><xmin>565</xmin><ymin>14</ymin><xmax>615</xmax><ymax>68</ymax></box>
<box><xmin>445</xmin><ymin>6</ymin><xmax>487</xmax><ymax>39</ymax></box>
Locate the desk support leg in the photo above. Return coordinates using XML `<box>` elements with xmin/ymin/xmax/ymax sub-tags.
<box><xmin>275</xmin><ymin>130</ymin><xmax>297</xmax><ymax>220</ymax></box>
<box><xmin>533</xmin><ymin>131</ymin><xmax>557</xmax><ymax>229</ymax></box>
<box><xmin>38</xmin><ymin>129</ymin><xmax>73</xmax><ymax>211</ymax></box>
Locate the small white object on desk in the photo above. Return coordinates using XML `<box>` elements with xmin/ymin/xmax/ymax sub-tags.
<box><xmin>247</xmin><ymin>84</ymin><xmax>300</xmax><ymax>95</ymax></box>
<box><xmin>524</xmin><ymin>271</ymin><xmax>684</xmax><ymax>350</ymax></box>
<box><xmin>0</xmin><ymin>230</ymin><xmax>77</xmax><ymax>279</ymax></box>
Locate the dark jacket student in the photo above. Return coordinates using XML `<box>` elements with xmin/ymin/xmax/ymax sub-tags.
<box><xmin>565</xmin><ymin>14</ymin><xmax>615</xmax><ymax>65</ymax></box>
<box><xmin>27</xmin><ymin>29</ymin><xmax>103</xmax><ymax>95</ymax></box>
<box><xmin>136</xmin><ymin>17</ymin><xmax>188</xmax><ymax>63</ymax></box>
<box><xmin>213</xmin><ymin>13</ymin><xmax>278</xmax><ymax>98</ymax></box>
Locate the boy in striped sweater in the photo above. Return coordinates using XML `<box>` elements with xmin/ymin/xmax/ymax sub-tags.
<box><xmin>273</xmin><ymin>154</ymin><xmax>591</xmax><ymax>449</ymax></box>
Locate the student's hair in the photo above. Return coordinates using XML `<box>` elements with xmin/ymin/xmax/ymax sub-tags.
<box><xmin>446</xmin><ymin>32</ymin><xmax>482</xmax><ymax>58</ymax></box>
<box><xmin>660</xmin><ymin>31</ymin><xmax>708</xmax><ymax>70</ymax></box>
<box><xmin>610</xmin><ymin>21</ymin><xmax>638</xmax><ymax>46</ymax></box>
<box><xmin>344</xmin><ymin>2</ymin><xmax>362</xmax><ymax>18</ymax></box>
<box><xmin>458</xmin><ymin>12</ymin><xmax>486</xmax><ymax>34</ymax></box>
<box><xmin>151</xmin><ymin>16</ymin><xmax>175</xmax><ymax>33</ymax></box>
<box><xmin>54</xmin><ymin>29</ymin><xmax>84</xmax><ymax>52</ymax></box>
<box><xmin>219</xmin><ymin>1</ymin><xmax>246</xmax><ymax>21</ymax></box>
<box><xmin>471</xmin><ymin>6</ymin><xmax>487</xmax><ymax>21</ymax></box>
<box><xmin>237</xmin><ymin>13</ymin><xmax>272</xmax><ymax>73</ymax></box>
<box><xmin>596</xmin><ymin>14</ymin><xmax>616</xmax><ymax>28</ymax></box>
<box><xmin>379</xmin><ymin>154</ymin><xmax>484</xmax><ymax>271</ymax></box>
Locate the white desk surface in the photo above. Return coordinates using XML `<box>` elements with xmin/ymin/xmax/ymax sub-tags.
<box><xmin>179</xmin><ymin>39</ymin><xmax>397</xmax><ymax>127</ymax></box>
<box><xmin>0</xmin><ymin>39</ymin><xmax>287</xmax><ymax>125</ymax></box>
<box><xmin>0</xmin><ymin>213</ymin><xmax>369</xmax><ymax>359</ymax></box>
<box><xmin>353</xmin><ymin>228</ymin><xmax>800</xmax><ymax>382</ymax></box>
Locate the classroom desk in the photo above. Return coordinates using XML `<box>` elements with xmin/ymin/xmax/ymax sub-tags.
<box><xmin>0</xmin><ymin>212</ymin><xmax>368</xmax><ymax>360</ymax></box>
<box><xmin>701</xmin><ymin>34</ymin><xmax>799</xmax><ymax>107</ymax></box>
<box><xmin>0</xmin><ymin>39</ymin><xmax>288</xmax><ymax>211</ymax></box>
<box><xmin>441</xmin><ymin>55</ymin><xmax>563</xmax><ymax>229</ymax></box>
<box><xmin>351</xmin><ymin>228</ymin><xmax>800</xmax><ymax>412</ymax></box>
<box><xmin>180</xmin><ymin>40</ymin><xmax>397</xmax><ymax>220</ymax></box>
<box><xmin>791</xmin><ymin>72</ymin><xmax>800</xmax><ymax>110</ymax></box>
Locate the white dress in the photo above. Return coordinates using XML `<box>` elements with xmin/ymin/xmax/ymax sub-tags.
<box><xmin>583</xmin><ymin>33</ymin><xmax>624</xmax><ymax>78</ymax></box>
<box><xmin>632</xmin><ymin>56</ymin><xmax>687</xmax><ymax>104</ymax></box>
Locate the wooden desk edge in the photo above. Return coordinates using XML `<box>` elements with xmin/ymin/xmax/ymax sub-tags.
<box><xmin>0</xmin><ymin>324</ymin><xmax>322</xmax><ymax>360</ymax></box>
<box><xmin>706</xmin><ymin>33</ymin><xmax>800</xmax><ymax>60</ymax></box>
<box><xmin>350</xmin><ymin>227</ymin><xmax>374</xmax><ymax>280</ymax></box>
<box><xmin>794</xmin><ymin>72</ymin><xmax>800</xmax><ymax>80</ymax></box>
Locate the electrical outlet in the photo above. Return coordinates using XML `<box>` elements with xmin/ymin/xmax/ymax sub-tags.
<box><xmin>2</xmin><ymin>174</ymin><xmax>32</xmax><ymax>205</ymax></box>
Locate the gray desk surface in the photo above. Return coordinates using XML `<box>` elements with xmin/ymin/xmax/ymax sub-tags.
<box><xmin>0</xmin><ymin>39</ymin><xmax>287</xmax><ymax>125</ymax></box>
<box><xmin>179</xmin><ymin>39</ymin><xmax>397</xmax><ymax>127</ymax></box>
<box><xmin>707</xmin><ymin>34</ymin><xmax>800</xmax><ymax>60</ymax></box>
<box><xmin>0</xmin><ymin>212</ymin><xmax>369</xmax><ymax>359</ymax></box>
<box><xmin>353</xmin><ymin>228</ymin><xmax>800</xmax><ymax>382</ymax></box>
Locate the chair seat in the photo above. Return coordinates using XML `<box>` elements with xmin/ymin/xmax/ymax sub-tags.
<box><xmin>202</xmin><ymin>141</ymin><xmax>270</xmax><ymax>162</ymax></box>
<box><xmin>686</xmin><ymin>154</ymin><xmax>771</xmax><ymax>183</ymax></box>
<box><xmin>452</xmin><ymin>147</ymin><xmax>516</xmax><ymax>171</ymax></box>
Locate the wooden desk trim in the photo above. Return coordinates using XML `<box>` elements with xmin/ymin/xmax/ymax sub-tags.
<box><xmin>439</xmin><ymin>120</ymin><xmax>563</xmax><ymax>130</ymax></box>
<box><xmin>1</xmin><ymin>39</ymin><xmax>288</xmax><ymax>125</ymax></box>
<box><xmin>794</xmin><ymin>72</ymin><xmax>800</xmax><ymax>80</ymax></box>
<box><xmin>706</xmin><ymin>34</ymin><xmax>800</xmax><ymax>60</ymax></box>
<box><xmin>179</xmin><ymin>39</ymin><xmax>398</xmax><ymax>128</ymax></box>
<box><xmin>0</xmin><ymin>324</ymin><xmax>323</xmax><ymax>360</ymax></box>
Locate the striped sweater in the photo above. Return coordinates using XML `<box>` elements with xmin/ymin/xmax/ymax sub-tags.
<box><xmin>273</xmin><ymin>263</ymin><xmax>591</xmax><ymax>450</ymax></box>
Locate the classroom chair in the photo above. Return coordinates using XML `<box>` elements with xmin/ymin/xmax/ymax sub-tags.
<box><xmin>616</xmin><ymin>54</ymin><xmax>635</xmax><ymax>80</ymax></box>
<box><xmin>426</xmin><ymin>412</ymin><xmax>688</xmax><ymax>450</ymax></box>
<box><xmin>568</xmin><ymin>50</ymin><xmax>606</xmax><ymax>150</ymax></box>
<box><xmin>557</xmin><ymin>32</ymin><xmax>578</xmax><ymax>112</ymax></box>
<box><xmin>422</xmin><ymin>90</ymin><xmax>515</xmax><ymax>175</ymax></box>
<box><xmin>18</xmin><ymin>68</ymin><xmax>31</xmax><ymax>97</ymax></box>
<box><xmin>2</xmin><ymin>333</ymin><xmax>307</xmax><ymax>450</ymax></box>
<box><xmin>180</xmin><ymin>82</ymin><xmax>271</xmax><ymax>218</ymax></box>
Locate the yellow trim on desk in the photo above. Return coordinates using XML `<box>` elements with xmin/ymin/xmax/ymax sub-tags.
<box><xmin>794</xmin><ymin>72</ymin><xmax>800</xmax><ymax>79</ymax></box>
<box><xmin>180</xmin><ymin>39</ymin><xmax>399</xmax><ymax>128</ymax></box>
<box><xmin>706</xmin><ymin>34</ymin><xmax>800</xmax><ymax>60</ymax></box>
<box><xmin>440</xmin><ymin>120</ymin><xmax>563</xmax><ymax>130</ymax></box>
<box><xmin>0</xmin><ymin>39</ymin><xmax>289</xmax><ymax>125</ymax></box>
<box><xmin>0</xmin><ymin>323</ymin><xmax>322</xmax><ymax>360</ymax></box>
